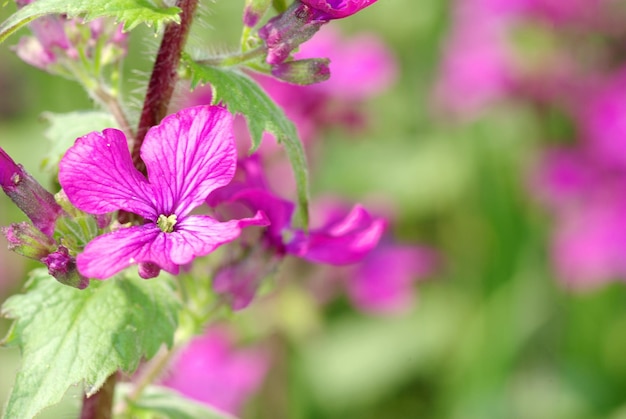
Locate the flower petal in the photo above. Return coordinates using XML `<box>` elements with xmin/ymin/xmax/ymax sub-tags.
<box><xmin>169</xmin><ymin>212</ymin><xmax>269</xmax><ymax>265</ymax></box>
<box><xmin>59</xmin><ymin>129</ymin><xmax>156</xmax><ymax>218</ymax></box>
<box><xmin>287</xmin><ymin>204</ymin><xmax>386</xmax><ymax>265</ymax></box>
<box><xmin>76</xmin><ymin>224</ymin><xmax>179</xmax><ymax>279</ymax></box>
<box><xmin>141</xmin><ymin>106</ymin><xmax>237</xmax><ymax>216</ymax></box>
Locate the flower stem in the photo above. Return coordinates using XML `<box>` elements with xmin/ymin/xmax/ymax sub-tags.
<box><xmin>132</xmin><ymin>0</ymin><xmax>200</xmax><ymax>174</ymax></box>
<box><xmin>196</xmin><ymin>46</ymin><xmax>267</xmax><ymax>67</ymax></box>
<box><xmin>80</xmin><ymin>372</ymin><xmax>117</xmax><ymax>419</ymax></box>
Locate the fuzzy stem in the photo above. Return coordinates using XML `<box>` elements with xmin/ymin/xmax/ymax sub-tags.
<box><xmin>196</xmin><ymin>46</ymin><xmax>266</xmax><ymax>67</ymax></box>
<box><xmin>80</xmin><ymin>372</ymin><xmax>117</xmax><ymax>419</ymax></box>
<box><xmin>132</xmin><ymin>0</ymin><xmax>200</xmax><ymax>174</ymax></box>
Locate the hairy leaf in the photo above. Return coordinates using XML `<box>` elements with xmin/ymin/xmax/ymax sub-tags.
<box><xmin>0</xmin><ymin>0</ymin><xmax>181</xmax><ymax>44</ymax></box>
<box><xmin>0</xmin><ymin>269</ymin><xmax>180</xmax><ymax>419</ymax></box>
<box><xmin>182</xmin><ymin>55</ymin><xmax>310</xmax><ymax>228</ymax></box>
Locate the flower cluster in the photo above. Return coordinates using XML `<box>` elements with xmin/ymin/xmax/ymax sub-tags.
<box><xmin>436</xmin><ymin>0</ymin><xmax>626</xmax><ymax>288</ymax></box>
<box><xmin>14</xmin><ymin>0</ymin><xmax>127</xmax><ymax>77</ymax></box>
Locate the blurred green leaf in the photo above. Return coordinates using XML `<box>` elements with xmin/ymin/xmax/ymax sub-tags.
<box><xmin>0</xmin><ymin>269</ymin><xmax>180</xmax><ymax>419</ymax></box>
<box><xmin>0</xmin><ymin>0</ymin><xmax>181</xmax><ymax>44</ymax></box>
<box><xmin>119</xmin><ymin>384</ymin><xmax>236</xmax><ymax>419</ymax></box>
<box><xmin>182</xmin><ymin>54</ymin><xmax>309</xmax><ymax>228</ymax></box>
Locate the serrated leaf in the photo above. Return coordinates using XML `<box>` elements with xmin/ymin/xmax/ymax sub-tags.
<box><xmin>41</xmin><ymin>110</ymin><xmax>118</xmax><ymax>173</ymax></box>
<box><xmin>0</xmin><ymin>0</ymin><xmax>181</xmax><ymax>44</ymax></box>
<box><xmin>0</xmin><ymin>269</ymin><xmax>180</xmax><ymax>419</ymax></box>
<box><xmin>182</xmin><ymin>55</ymin><xmax>310</xmax><ymax>228</ymax></box>
<box><xmin>117</xmin><ymin>384</ymin><xmax>237</xmax><ymax>419</ymax></box>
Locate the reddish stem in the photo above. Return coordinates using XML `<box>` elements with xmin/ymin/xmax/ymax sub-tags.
<box><xmin>80</xmin><ymin>373</ymin><xmax>117</xmax><ymax>419</ymax></box>
<box><xmin>132</xmin><ymin>0</ymin><xmax>200</xmax><ymax>174</ymax></box>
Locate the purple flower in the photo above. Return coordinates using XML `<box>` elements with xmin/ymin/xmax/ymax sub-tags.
<box><xmin>211</xmin><ymin>156</ymin><xmax>385</xmax><ymax>265</ymax></box>
<box><xmin>161</xmin><ymin>327</ymin><xmax>269</xmax><ymax>416</ymax></box>
<box><xmin>59</xmin><ymin>106</ymin><xmax>268</xmax><ymax>280</ymax></box>
<box><xmin>207</xmin><ymin>156</ymin><xmax>385</xmax><ymax>308</ymax></box>
<box><xmin>301</xmin><ymin>0</ymin><xmax>379</xmax><ymax>20</ymax></box>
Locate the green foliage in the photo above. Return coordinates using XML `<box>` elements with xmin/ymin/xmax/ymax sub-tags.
<box><xmin>0</xmin><ymin>0</ymin><xmax>181</xmax><ymax>44</ymax></box>
<box><xmin>41</xmin><ymin>111</ymin><xmax>118</xmax><ymax>173</ymax></box>
<box><xmin>0</xmin><ymin>269</ymin><xmax>180</xmax><ymax>419</ymax></box>
<box><xmin>182</xmin><ymin>55</ymin><xmax>310</xmax><ymax>228</ymax></box>
<box><xmin>118</xmin><ymin>384</ymin><xmax>237</xmax><ymax>419</ymax></box>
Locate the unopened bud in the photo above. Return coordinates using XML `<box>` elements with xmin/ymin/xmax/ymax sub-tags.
<box><xmin>258</xmin><ymin>2</ymin><xmax>324</xmax><ymax>64</ymax></box>
<box><xmin>1</xmin><ymin>147</ymin><xmax>65</xmax><ymax>237</ymax></box>
<box><xmin>138</xmin><ymin>262</ymin><xmax>161</xmax><ymax>279</ymax></box>
<box><xmin>244</xmin><ymin>0</ymin><xmax>272</xmax><ymax>27</ymax></box>
<box><xmin>2</xmin><ymin>222</ymin><xmax>56</xmax><ymax>260</ymax></box>
<box><xmin>272</xmin><ymin>58</ymin><xmax>330</xmax><ymax>85</ymax></box>
<box><xmin>42</xmin><ymin>245</ymin><xmax>89</xmax><ymax>289</ymax></box>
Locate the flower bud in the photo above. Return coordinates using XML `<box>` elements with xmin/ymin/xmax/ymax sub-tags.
<box><xmin>1</xmin><ymin>147</ymin><xmax>65</xmax><ymax>237</ymax></box>
<box><xmin>1</xmin><ymin>222</ymin><xmax>56</xmax><ymax>260</ymax></box>
<box><xmin>42</xmin><ymin>245</ymin><xmax>89</xmax><ymax>289</ymax></box>
<box><xmin>138</xmin><ymin>262</ymin><xmax>161</xmax><ymax>279</ymax></box>
<box><xmin>243</xmin><ymin>0</ymin><xmax>272</xmax><ymax>27</ymax></box>
<box><xmin>301</xmin><ymin>0</ymin><xmax>378</xmax><ymax>20</ymax></box>
<box><xmin>271</xmin><ymin>58</ymin><xmax>330</xmax><ymax>85</ymax></box>
<box><xmin>258</xmin><ymin>2</ymin><xmax>324</xmax><ymax>64</ymax></box>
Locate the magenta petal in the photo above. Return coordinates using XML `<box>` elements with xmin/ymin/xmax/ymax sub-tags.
<box><xmin>76</xmin><ymin>224</ymin><xmax>179</xmax><ymax>279</ymax></box>
<box><xmin>288</xmin><ymin>205</ymin><xmax>386</xmax><ymax>265</ymax></box>
<box><xmin>59</xmin><ymin>129</ymin><xmax>156</xmax><ymax>218</ymax></box>
<box><xmin>141</xmin><ymin>106</ymin><xmax>237</xmax><ymax>216</ymax></box>
<box><xmin>168</xmin><ymin>212</ymin><xmax>269</xmax><ymax>265</ymax></box>
<box><xmin>301</xmin><ymin>0</ymin><xmax>378</xmax><ymax>19</ymax></box>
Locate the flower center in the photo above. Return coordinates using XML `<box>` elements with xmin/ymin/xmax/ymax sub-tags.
<box><xmin>157</xmin><ymin>214</ymin><xmax>177</xmax><ymax>233</ymax></box>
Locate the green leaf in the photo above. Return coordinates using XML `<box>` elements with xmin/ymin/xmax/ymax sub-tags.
<box><xmin>181</xmin><ymin>55</ymin><xmax>310</xmax><ymax>227</ymax></box>
<box><xmin>0</xmin><ymin>269</ymin><xmax>180</xmax><ymax>419</ymax></box>
<box><xmin>0</xmin><ymin>0</ymin><xmax>181</xmax><ymax>44</ymax></box>
<box><xmin>41</xmin><ymin>110</ymin><xmax>118</xmax><ymax>173</ymax></box>
<box><xmin>117</xmin><ymin>384</ymin><xmax>237</xmax><ymax>419</ymax></box>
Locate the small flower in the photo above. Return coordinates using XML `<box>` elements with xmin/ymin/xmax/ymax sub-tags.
<box><xmin>161</xmin><ymin>327</ymin><xmax>269</xmax><ymax>416</ymax></box>
<box><xmin>300</xmin><ymin>0</ymin><xmax>379</xmax><ymax>20</ymax></box>
<box><xmin>13</xmin><ymin>0</ymin><xmax>127</xmax><ymax>74</ymax></box>
<box><xmin>59</xmin><ymin>106</ymin><xmax>268</xmax><ymax>280</ymax></box>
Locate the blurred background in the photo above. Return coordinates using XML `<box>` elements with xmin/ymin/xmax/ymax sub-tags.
<box><xmin>3</xmin><ymin>0</ymin><xmax>626</xmax><ymax>418</ymax></box>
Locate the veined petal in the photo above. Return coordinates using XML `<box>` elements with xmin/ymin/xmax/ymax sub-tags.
<box><xmin>168</xmin><ymin>212</ymin><xmax>269</xmax><ymax>265</ymax></box>
<box><xmin>76</xmin><ymin>224</ymin><xmax>179</xmax><ymax>279</ymax></box>
<box><xmin>59</xmin><ymin>129</ymin><xmax>156</xmax><ymax>219</ymax></box>
<box><xmin>287</xmin><ymin>205</ymin><xmax>386</xmax><ymax>265</ymax></box>
<box><xmin>141</xmin><ymin>106</ymin><xmax>237</xmax><ymax>216</ymax></box>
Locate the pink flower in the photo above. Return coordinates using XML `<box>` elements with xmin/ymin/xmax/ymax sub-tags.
<box><xmin>578</xmin><ymin>69</ymin><xmax>626</xmax><ymax>169</ymax></box>
<box><xmin>162</xmin><ymin>327</ymin><xmax>269</xmax><ymax>416</ymax></box>
<box><xmin>59</xmin><ymin>106</ymin><xmax>268</xmax><ymax>280</ymax></box>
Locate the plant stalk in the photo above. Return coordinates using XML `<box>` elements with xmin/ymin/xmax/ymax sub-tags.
<box><xmin>132</xmin><ymin>0</ymin><xmax>200</xmax><ymax>174</ymax></box>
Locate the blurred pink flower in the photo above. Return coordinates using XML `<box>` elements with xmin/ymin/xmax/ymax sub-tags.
<box><xmin>578</xmin><ymin>69</ymin><xmax>626</xmax><ymax>169</ymax></box>
<box><xmin>434</xmin><ymin>20</ymin><xmax>514</xmax><ymax>118</ymax></box>
<box><xmin>552</xmin><ymin>195</ymin><xmax>626</xmax><ymax>288</ymax></box>
<box><xmin>345</xmin><ymin>244</ymin><xmax>436</xmax><ymax>315</ymax></box>
<box><xmin>161</xmin><ymin>327</ymin><xmax>269</xmax><ymax>416</ymax></box>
